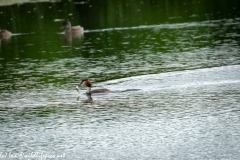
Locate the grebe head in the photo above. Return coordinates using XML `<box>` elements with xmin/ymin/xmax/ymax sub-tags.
<box><xmin>61</xmin><ymin>21</ymin><xmax>71</xmax><ymax>29</ymax></box>
<box><xmin>80</xmin><ymin>79</ymin><xmax>92</xmax><ymax>87</ymax></box>
<box><xmin>76</xmin><ymin>79</ymin><xmax>92</xmax><ymax>94</ymax></box>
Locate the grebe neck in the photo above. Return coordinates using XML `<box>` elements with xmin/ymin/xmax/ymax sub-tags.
<box><xmin>86</xmin><ymin>87</ymin><xmax>91</xmax><ymax>94</ymax></box>
<box><xmin>65</xmin><ymin>27</ymin><xmax>72</xmax><ymax>34</ymax></box>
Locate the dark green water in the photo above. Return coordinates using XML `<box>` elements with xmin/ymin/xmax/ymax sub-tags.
<box><xmin>0</xmin><ymin>0</ymin><xmax>240</xmax><ymax>159</ymax></box>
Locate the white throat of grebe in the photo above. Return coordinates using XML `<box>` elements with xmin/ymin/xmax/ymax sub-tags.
<box><xmin>86</xmin><ymin>87</ymin><xmax>91</xmax><ymax>94</ymax></box>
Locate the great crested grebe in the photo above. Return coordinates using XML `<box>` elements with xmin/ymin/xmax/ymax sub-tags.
<box><xmin>76</xmin><ymin>79</ymin><xmax>110</xmax><ymax>94</ymax></box>
<box><xmin>61</xmin><ymin>21</ymin><xmax>84</xmax><ymax>36</ymax></box>
<box><xmin>0</xmin><ymin>29</ymin><xmax>12</xmax><ymax>39</ymax></box>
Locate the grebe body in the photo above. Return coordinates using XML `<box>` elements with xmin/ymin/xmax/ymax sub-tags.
<box><xmin>0</xmin><ymin>29</ymin><xmax>12</xmax><ymax>39</ymax></box>
<box><xmin>61</xmin><ymin>21</ymin><xmax>83</xmax><ymax>36</ymax></box>
<box><xmin>76</xmin><ymin>79</ymin><xmax>110</xmax><ymax>94</ymax></box>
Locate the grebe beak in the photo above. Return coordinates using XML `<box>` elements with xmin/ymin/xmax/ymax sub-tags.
<box><xmin>76</xmin><ymin>85</ymin><xmax>80</xmax><ymax>94</ymax></box>
<box><xmin>79</xmin><ymin>81</ymin><xmax>84</xmax><ymax>86</ymax></box>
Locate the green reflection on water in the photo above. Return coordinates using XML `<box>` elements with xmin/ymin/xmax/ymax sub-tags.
<box><xmin>0</xmin><ymin>0</ymin><xmax>240</xmax><ymax>91</ymax></box>
<box><xmin>1</xmin><ymin>0</ymin><xmax>240</xmax><ymax>32</ymax></box>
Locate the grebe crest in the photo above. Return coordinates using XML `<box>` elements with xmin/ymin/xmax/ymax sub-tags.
<box><xmin>76</xmin><ymin>79</ymin><xmax>110</xmax><ymax>94</ymax></box>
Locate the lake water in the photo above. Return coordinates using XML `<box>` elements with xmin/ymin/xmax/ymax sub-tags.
<box><xmin>0</xmin><ymin>0</ymin><xmax>240</xmax><ymax>159</ymax></box>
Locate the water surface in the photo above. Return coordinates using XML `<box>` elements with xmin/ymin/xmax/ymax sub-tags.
<box><xmin>0</xmin><ymin>0</ymin><xmax>240</xmax><ymax>159</ymax></box>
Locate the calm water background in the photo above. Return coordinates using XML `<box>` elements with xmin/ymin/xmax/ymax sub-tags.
<box><xmin>0</xmin><ymin>0</ymin><xmax>240</xmax><ymax>159</ymax></box>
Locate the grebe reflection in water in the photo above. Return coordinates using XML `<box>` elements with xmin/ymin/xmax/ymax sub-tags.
<box><xmin>76</xmin><ymin>79</ymin><xmax>110</xmax><ymax>94</ymax></box>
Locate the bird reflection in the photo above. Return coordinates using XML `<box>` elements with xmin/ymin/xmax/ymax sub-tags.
<box><xmin>64</xmin><ymin>33</ymin><xmax>84</xmax><ymax>44</ymax></box>
<box><xmin>77</xmin><ymin>93</ymin><xmax>93</xmax><ymax>103</ymax></box>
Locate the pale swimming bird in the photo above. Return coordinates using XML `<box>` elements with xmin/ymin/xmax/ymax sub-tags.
<box><xmin>61</xmin><ymin>21</ymin><xmax>83</xmax><ymax>36</ymax></box>
<box><xmin>76</xmin><ymin>79</ymin><xmax>110</xmax><ymax>94</ymax></box>
<box><xmin>0</xmin><ymin>29</ymin><xmax>12</xmax><ymax>39</ymax></box>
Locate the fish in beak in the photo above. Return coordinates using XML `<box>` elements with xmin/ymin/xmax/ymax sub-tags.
<box><xmin>76</xmin><ymin>85</ymin><xmax>80</xmax><ymax>94</ymax></box>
